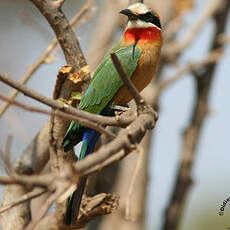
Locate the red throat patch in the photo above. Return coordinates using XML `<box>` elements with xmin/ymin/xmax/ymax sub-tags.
<box><xmin>124</xmin><ymin>27</ymin><xmax>161</xmax><ymax>42</ymax></box>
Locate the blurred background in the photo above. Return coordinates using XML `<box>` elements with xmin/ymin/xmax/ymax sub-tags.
<box><xmin>0</xmin><ymin>0</ymin><xmax>229</xmax><ymax>229</ymax></box>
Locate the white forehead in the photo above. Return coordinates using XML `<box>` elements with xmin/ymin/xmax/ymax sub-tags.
<box><xmin>128</xmin><ymin>3</ymin><xmax>150</xmax><ymax>14</ymax></box>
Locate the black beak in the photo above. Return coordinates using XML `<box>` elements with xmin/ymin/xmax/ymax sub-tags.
<box><xmin>120</xmin><ymin>9</ymin><xmax>138</xmax><ymax>20</ymax></box>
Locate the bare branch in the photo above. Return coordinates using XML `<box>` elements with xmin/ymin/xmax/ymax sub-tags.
<box><xmin>76</xmin><ymin>194</ymin><xmax>119</xmax><ymax>228</ymax></box>
<box><xmin>0</xmin><ymin>190</ymin><xmax>47</xmax><ymax>214</ymax></box>
<box><xmin>159</xmin><ymin>48</ymin><xmax>223</xmax><ymax>91</ymax></box>
<box><xmin>73</xmin><ymin>106</ymin><xmax>157</xmax><ymax>176</ymax></box>
<box><xmin>0</xmin><ymin>73</ymin><xmax>135</xmax><ymax>128</ymax></box>
<box><xmin>0</xmin><ymin>94</ymin><xmax>115</xmax><ymax>140</ymax></box>
<box><xmin>110</xmin><ymin>52</ymin><xmax>146</xmax><ymax>110</ymax></box>
<box><xmin>0</xmin><ymin>136</ymin><xmax>13</xmax><ymax>174</ymax></box>
<box><xmin>25</xmin><ymin>187</ymin><xmax>67</xmax><ymax>230</ymax></box>
<box><xmin>0</xmin><ymin>173</ymin><xmax>54</xmax><ymax>187</ymax></box>
<box><xmin>218</xmin><ymin>34</ymin><xmax>230</xmax><ymax>44</ymax></box>
<box><xmin>4</xmin><ymin>136</ymin><xmax>13</xmax><ymax>174</ymax></box>
<box><xmin>125</xmin><ymin>146</ymin><xmax>143</xmax><ymax>220</ymax></box>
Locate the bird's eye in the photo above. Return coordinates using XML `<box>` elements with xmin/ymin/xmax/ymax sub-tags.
<box><xmin>139</xmin><ymin>12</ymin><xmax>161</xmax><ymax>29</ymax></box>
<box><xmin>139</xmin><ymin>12</ymin><xmax>152</xmax><ymax>22</ymax></box>
<box><xmin>144</xmin><ymin>12</ymin><xmax>153</xmax><ymax>20</ymax></box>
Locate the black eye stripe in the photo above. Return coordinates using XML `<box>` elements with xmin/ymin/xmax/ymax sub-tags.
<box><xmin>139</xmin><ymin>12</ymin><xmax>161</xmax><ymax>29</ymax></box>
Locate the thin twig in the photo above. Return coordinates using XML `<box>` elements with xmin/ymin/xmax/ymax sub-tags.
<box><xmin>25</xmin><ymin>187</ymin><xmax>67</xmax><ymax>230</ymax></box>
<box><xmin>110</xmin><ymin>52</ymin><xmax>145</xmax><ymax>109</ymax></box>
<box><xmin>125</xmin><ymin>146</ymin><xmax>144</xmax><ymax>220</ymax></box>
<box><xmin>0</xmin><ymin>189</ymin><xmax>47</xmax><ymax>214</ymax></box>
<box><xmin>0</xmin><ymin>136</ymin><xmax>12</xmax><ymax>174</ymax></box>
<box><xmin>0</xmin><ymin>94</ymin><xmax>115</xmax><ymax>139</ymax></box>
<box><xmin>0</xmin><ymin>73</ymin><xmax>135</xmax><ymax>128</ymax></box>
<box><xmin>159</xmin><ymin>48</ymin><xmax>223</xmax><ymax>91</ymax></box>
<box><xmin>4</xmin><ymin>135</ymin><xmax>13</xmax><ymax>174</ymax></box>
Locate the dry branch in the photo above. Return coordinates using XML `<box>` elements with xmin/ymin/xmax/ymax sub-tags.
<box><xmin>0</xmin><ymin>135</ymin><xmax>13</xmax><ymax>174</ymax></box>
<box><xmin>110</xmin><ymin>53</ymin><xmax>146</xmax><ymax>109</ymax></box>
<box><xmin>73</xmin><ymin>107</ymin><xmax>156</xmax><ymax>176</ymax></box>
<box><xmin>0</xmin><ymin>190</ymin><xmax>47</xmax><ymax>214</ymax></box>
<box><xmin>0</xmin><ymin>72</ymin><xmax>138</xmax><ymax>159</ymax></box>
<box><xmin>25</xmin><ymin>187</ymin><xmax>67</xmax><ymax>230</ymax></box>
<box><xmin>125</xmin><ymin>146</ymin><xmax>143</xmax><ymax>220</ymax></box>
<box><xmin>0</xmin><ymin>93</ymin><xmax>115</xmax><ymax>139</ymax></box>
<box><xmin>158</xmin><ymin>48</ymin><xmax>223</xmax><ymax>91</ymax></box>
<box><xmin>76</xmin><ymin>193</ymin><xmax>119</xmax><ymax>228</ymax></box>
<box><xmin>0</xmin><ymin>103</ymin><xmax>157</xmax><ymax>227</ymax></box>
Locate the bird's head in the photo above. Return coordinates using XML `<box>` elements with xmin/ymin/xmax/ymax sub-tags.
<box><xmin>120</xmin><ymin>3</ymin><xmax>162</xmax><ymax>43</ymax></box>
<box><xmin>120</xmin><ymin>3</ymin><xmax>161</xmax><ymax>30</ymax></box>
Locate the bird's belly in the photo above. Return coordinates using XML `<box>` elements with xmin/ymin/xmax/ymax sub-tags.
<box><xmin>113</xmin><ymin>48</ymin><xmax>159</xmax><ymax>105</ymax></box>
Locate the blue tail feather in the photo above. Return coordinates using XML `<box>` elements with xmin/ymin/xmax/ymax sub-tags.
<box><xmin>64</xmin><ymin>106</ymin><xmax>115</xmax><ymax>225</ymax></box>
<box><xmin>64</xmin><ymin>128</ymin><xmax>100</xmax><ymax>225</ymax></box>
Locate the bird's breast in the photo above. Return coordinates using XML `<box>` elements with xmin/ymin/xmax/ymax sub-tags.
<box><xmin>113</xmin><ymin>38</ymin><xmax>162</xmax><ymax>105</ymax></box>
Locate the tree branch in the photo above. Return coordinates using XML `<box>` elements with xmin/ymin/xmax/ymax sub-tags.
<box><xmin>110</xmin><ymin>53</ymin><xmax>146</xmax><ymax>110</ymax></box>
<box><xmin>0</xmin><ymin>73</ymin><xmax>136</xmax><ymax>128</ymax></box>
<box><xmin>76</xmin><ymin>194</ymin><xmax>119</xmax><ymax>228</ymax></box>
<box><xmin>0</xmin><ymin>93</ymin><xmax>115</xmax><ymax>139</ymax></box>
<box><xmin>0</xmin><ymin>190</ymin><xmax>47</xmax><ymax>214</ymax></box>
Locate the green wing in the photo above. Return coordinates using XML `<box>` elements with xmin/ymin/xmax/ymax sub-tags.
<box><xmin>63</xmin><ymin>43</ymin><xmax>141</xmax><ymax>151</ymax></box>
<box><xmin>78</xmin><ymin>44</ymin><xmax>141</xmax><ymax>114</ymax></box>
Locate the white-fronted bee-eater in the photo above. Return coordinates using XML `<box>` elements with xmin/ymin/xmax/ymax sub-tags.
<box><xmin>63</xmin><ymin>2</ymin><xmax>162</xmax><ymax>226</ymax></box>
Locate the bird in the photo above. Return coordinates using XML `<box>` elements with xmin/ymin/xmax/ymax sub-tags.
<box><xmin>62</xmin><ymin>2</ymin><xmax>162</xmax><ymax>226</ymax></box>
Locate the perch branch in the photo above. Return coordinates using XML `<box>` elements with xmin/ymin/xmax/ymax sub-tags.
<box><xmin>0</xmin><ymin>93</ymin><xmax>115</xmax><ymax>139</ymax></box>
<box><xmin>110</xmin><ymin>52</ymin><xmax>146</xmax><ymax>109</ymax></box>
<box><xmin>0</xmin><ymin>73</ymin><xmax>135</xmax><ymax>128</ymax></box>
